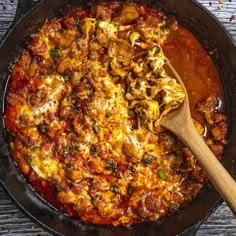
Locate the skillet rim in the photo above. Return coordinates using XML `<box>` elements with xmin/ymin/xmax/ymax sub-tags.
<box><xmin>0</xmin><ymin>0</ymin><xmax>235</xmax><ymax>235</ymax></box>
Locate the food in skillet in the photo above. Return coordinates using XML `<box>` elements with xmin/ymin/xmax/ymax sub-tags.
<box><xmin>4</xmin><ymin>2</ymin><xmax>227</xmax><ymax>226</ymax></box>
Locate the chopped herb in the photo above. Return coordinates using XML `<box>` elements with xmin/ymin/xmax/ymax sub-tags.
<box><xmin>30</xmin><ymin>59</ymin><xmax>36</xmax><ymax>65</ymax></box>
<box><xmin>110</xmin><ymin>185</ymin><xmax>120</xmax><ymax>194</ymax></box>
<box><xmin>24</xmin><ymin>155</ymin><xmax>32</xmax><ymax>164</ymax></box>
<box><xmin>85</xmin><ymin>85</ymin><xmax>93</xmax><ymax>91</ymax></box>
<box><xmin>158</xmin><ymin>169</ymin><xmax>167</xmax><ymax>181</ymax></box>
<box><xmin>158</xmin><ymin>68</ymin><xmax>164</xmax><ymax>77</ymax></box>
<box><xmin>142</xmin><ymin>154</ymin><xmax>157</xmax><ymax>166</ymax></box>
<box><xmin>169</xmin><ymin>203</ymin><xmax>178</xmax><ymax>212</ymax></box>
<box><xmin>63</xmin><ymin>145</ymin><xmax>78</xmax><ymax>155</ymax></box>
<box><xmin>139</xmin><ymin>193</ymin><xmax>144</xmax><ymax>198</ymax></box>
<box><xmin>72</xmin><ymin>145</ymin><xmax>80</xmax><ymax>152</ymax></box>
<box><xmin>56</xmin><ymin>185</ymin><xmax>63</xmax><ymax>192</ymax></box>
<box><xmin>105</xmin><ymin>96</ymin><xmax>111</xmax><ymax>100</ymax></box>
<box><xmin>135</xmin><ymin>210</ymin><xmax>147</xmax><ymax>219</ymax></box>
<box><xmin>64</xmin><ymin>73</ymin><xmax>73</xmax><ymax>83</ymax></box>
<box><xmin>6</xmin><ymin>128</ymin><xmax>16</xmax><ymax>137</ymax></box>
<box><xmin>105</xmin><ymin>159</ymin><xmax>117</xmax><ymax>172</ymax></box>
<box><xmin>105</xmin><ymin>112</ymin><xmax>112</xmax><ymax>118</ymax></box>
<box><xmin>52</xmin><ymin>149</ymin><xmax>57</xmax><ymax>156</ymax></box>
<box><xmin>9</xmin><ymin>142</ymin><xmax>14</xmax><ymax>149</ymax></box>
<box><xmin>63</xmin><ymin>146</ymin><xmax>70</xmax><ymax>154</ymax></box>
<box><xmin>114</xmin><ymin>24</ymin><xmax>120</xmax><ymax>30</ymax></box>
<box><xmin>70</xmin><ymin>106</ymin><xmax>81</xmax><ymax>113</ymax></box>
<box><xmin>58</xmin><ymin>29</ymin><xmax>64</xmax><ymax>34</ymax></box>
<box><xmin>91</xmin><ymin>194</ymin><xmax>99</xmax><ymax>203</ymax></box>
<box><xmin>70</xmin><ymin>92</ymin><xmax>76</xmax><ymax>99</ymax></box>
<box><xmin>89</xmin><ymin>35</ymin><xmax>95</xmax><ymax>41</ymax></box>
<box><xmin>127</xmin><ymin>165</ymin><xmax>136</xmax><ymax>172</ymax></box>
<box><xmin>49</xmin><ymin>48</ymin><xmax>62</xmax><ymax>59</ymax></box>
<box><xmin>90</xmin><ymin>144</ymin><xmax>99</xmax><ymax>155</ymax></box>
<box><xmin>155</xmin><ymin>46</ymin><xmax>161</xmax><ymax>55</ymax></box>
<box><xmin>128</xmin><ymin>110</ymin><xmax>135</xmax><ymax>117</ymax></box>
<box><xmin>92</xmin><ymin>124</ymin><xmax>99</xmax><ymax>134</ymax></box>
<box><xmin>129</xmin><ymin>87</ymin><xmax>134</xmax><ymax>93</ymax></box>
<box><xmin>106</xmin><ymin>159</ymin><xmax>116</xmax><ymax>167</ymax></box>
<box><xmin>96</xmin><ymin>19</ymin><xmax>103</xmax><ymax>26</ymax></box>
<box><xmin>127</xmin><ymin>184</ymin><xmax>135</xmax><ymax>195</ymax></box>
<box><xmin>59</xmin><ymin>93</ymin><xmax>66</xmax><ymax>103</ymax></box>
<box><xmin>30</xmin><ymin>146</ymin><xmax>40</xmax><ymax>152</ymax></box>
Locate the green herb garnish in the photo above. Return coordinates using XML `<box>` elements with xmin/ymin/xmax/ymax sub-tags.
<box><xmin>64</xmin><ymin>73</ymin><xmax>73</xmax><ymax>83</ymax></box>
<box><xmin>92</xmin><ymin>124</ymin><xmax>99</xmax><ymax>134</ymax></box>
<box><xmin>110</xmin><ymin>185</ymin><xmax>120</xmax><ymax>194</ymax></box>
<box><xmin>30</xmin><ymin>146</ymin><xmax>40</xmax><ymax>152</ymax></box>
<box><xmin>127</xmin><ymin>165</ymin><xmax>136</xmax><ymax>172</ymax></box>
<box><xmin>135</xmin><ymin>210</ymin><xmax>147</xmax><ymax>219</ymax></box>
<box><xmin>49</xmin><ymin>48</ymin><xmax>62</xmax><ymax>59</ymax></box>
<box><xmin>158</xmin><ymin>169</ymin><xmax>167</xmax><ymax>181</ymax></box>
<box><xmin>114</xmin><ymin>24</ymin><xmax>120</xmax><ymax>30</ymax></box>
<box><xmin>52</xmin><ymin>149</ymin><xmax>57</xmax><ymax>156</ymax></box>
<box><xmin>72</xmin><ymin>145</ymin><xmax>80</xmax><ymax>152</ymax></box>
<box><xmin>105</xmin><ymin>113</ymin><xmax>112</xmax><ymax>118</ymax></box>
<box><xmin>127</xmin><ymin>184</ymin><xmax>135</xmax><ymax>195</ymax></box>
<box><xmin>169</xmin><ymin>203</ymin><xmax>178</xmax><ymax>212</ymax></box>
<box><xmin>155</xmin><ymin>46</ymin><xmax>161</xmax><ymax>55</ymax></box>
<box><xmin>56</xmin><ymin>185</ymin><xmax>63</xmax><ymax>192</ymax></box>
<box><xmin>70</xmin><ymin>106</ymin><xmax>81</xmax><ymax>113</ymax></box>
<box><xmin>89</xmin><ymin>35</ymin><xmax>95</xmax><ymax>41</ymax></box>
<box><xmin>63</xmin><ymin>146</ymin><xmax>70</xmax><ymax>154</ymax></box>
<box><xmin>96</xmin><ymin>19</ymin><xmax>103</xmax><ymax>26</ymax></box>
<box><xmin>6</xmin><ymin>128</ymin><xmax>16</xmax><ymax>137</ymax></box>
<box><xmin>142</xmin><ymin>154</ymin><xmax>157</xmax><ymax>166</ymax></box>
<box><xmin>85</xmin><ymin>85</ymin><xmax>93</xmax><ymax>91</ymax></box>
<box><xmin>9</xmin><ymin>142</ymin><xmax>14</xmax><ymax>149</ymax></box>
<box><xmin>105</xmin><ymin>159</ymin><xmax>117</xmax><ymax>172</ymax></box>
<box><xmin>24</xmin><ymin>155</ymin><xmax>32</xmax><ymax>164</ymax></box>
<box><xmin>58</xmin><ymin>29</ymin><xmax>64</xmax><ymax>34</ymax></box>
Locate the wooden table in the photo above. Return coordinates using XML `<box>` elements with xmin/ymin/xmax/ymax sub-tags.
<box><xmin>0</xmin><ymin>0</ymin><xmax>235</xmax><ymax>235</ymax></box>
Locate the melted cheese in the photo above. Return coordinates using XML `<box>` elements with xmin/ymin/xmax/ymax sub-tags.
<box><xmin>5</xmin><ymin>2</ymin><xmax>194</xmax><ymax>227</ymax></box>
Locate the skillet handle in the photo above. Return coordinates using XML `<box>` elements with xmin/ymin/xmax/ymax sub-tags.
<box><xmin>14</xmin><ymin>0</ymin><xmax>43</xmax><ymax>24</ymax></box>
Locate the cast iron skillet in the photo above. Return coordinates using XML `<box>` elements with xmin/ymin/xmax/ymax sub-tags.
<box><xmin>0</xmin><ymin>0</ymin><xmax>236</xmax><ymax>235</ymax></box>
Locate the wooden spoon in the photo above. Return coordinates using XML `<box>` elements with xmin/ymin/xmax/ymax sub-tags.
<box><xmin>161</xmin><ymin>61</ymin><xmax>236</xmax><ymax>215</ymax></box>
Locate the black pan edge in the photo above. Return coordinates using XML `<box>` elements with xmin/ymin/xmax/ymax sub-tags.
<box><xmin>0</xmin><ymin>0</ymin><xmax>235</xmax><ymax>236</ymax></box>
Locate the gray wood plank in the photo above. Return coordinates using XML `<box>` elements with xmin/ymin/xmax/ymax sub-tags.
<box><xmin>0</xmin><ymin>0</ymin><xmax>235</xmax><ymax>235</ymax></box>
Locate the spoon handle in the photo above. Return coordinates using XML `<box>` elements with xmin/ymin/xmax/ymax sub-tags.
<box><xmin>181</xmin><ymin>121</ymin><xmax>236</xmax><ymax>215</ymax></box>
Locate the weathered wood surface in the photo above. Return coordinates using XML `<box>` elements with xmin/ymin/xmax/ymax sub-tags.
<box><xmin>0</xmin><ymin>0</ymin><xmax>235</xmax><ymax>235</ymax></box>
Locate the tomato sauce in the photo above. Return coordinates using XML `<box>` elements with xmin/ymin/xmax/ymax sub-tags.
<box><xmin>163</xmin><ymin>26</ymin><xmax>224</xmax><ymax>123</ymax></box>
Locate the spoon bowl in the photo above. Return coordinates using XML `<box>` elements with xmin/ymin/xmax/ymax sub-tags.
<box><xmin>161</xmin><ymin>61</ymin><xmax>236</xmax><ymax>215</ymax></box>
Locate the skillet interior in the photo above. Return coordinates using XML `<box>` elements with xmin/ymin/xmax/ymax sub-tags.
<box><xmin>0</xmin><ymin>0</ymin><xmax>236</xmax><ymax>235</ymax></box>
